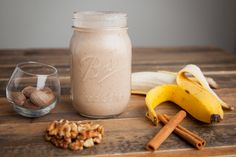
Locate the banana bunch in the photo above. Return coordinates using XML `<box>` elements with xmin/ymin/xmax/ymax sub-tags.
<box><xmin>132</xmin><ymin>64</ymin><xmax>233</xmax><ymax>124</ymax></box>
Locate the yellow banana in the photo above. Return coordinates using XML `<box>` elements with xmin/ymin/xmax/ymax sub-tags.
<box><xmin>146</xmin><ymin>84</ymin><xmax>224</xmax><ymax>124</ymax></box>
<box><xmin>145</xmin><ymin>64</ymin><xmax>228</xmax><ymax>124</ymax></box>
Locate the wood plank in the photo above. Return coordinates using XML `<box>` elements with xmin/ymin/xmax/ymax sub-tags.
<box><xmin>0</xmin><ymin>117</ymin><xmax>236</xmax><ymax>157</ymax></box>
<box><xmin>132</xmin><ymin>63</ymin><xmax>236</xmax><ymax>72</ymax></box>
<box><xmin>1</xmin><ymin>73</ymin><xmax>236</xmax><ymax>98</ymax></box>
<box><xmin>0</xmin><ymin>87</ymin><xmax>235</xmax><ymax>124</ymax></box>
<box><xmin>1</xmin><ymin>52</ymin><xmax>236</xmax><ymax>66</ymax></box>
<box><xmin>0</xmin><ymin>47</ymin><xmax>223</xmax><ymax>56</ymax></box>
<box><xmin>0</xmin><ymin>49</ymin><xmax>235</xmax><ymax>67</ymax></box>
<box><xmin>1</xmin><ymin>63</ymin><xmax>236</xmax><ymax>79</ymax></box>
<box><xmin>0</xmin><ymin>49</ymin><xmax>70</xmax><ymax>56</ymax></box>
<box><xmin>96</xmin><ymin>146</ymin><xmax>236</xmax><ymax>157</ymax></box>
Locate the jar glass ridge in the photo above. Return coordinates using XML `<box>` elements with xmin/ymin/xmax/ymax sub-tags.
<box><xmin>72</xmin><ymin>11</ymin><xmax>127</xmax><ymax>29</ymax></box>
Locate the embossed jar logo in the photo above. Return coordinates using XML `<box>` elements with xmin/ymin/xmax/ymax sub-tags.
<box><xmin>77</xmin><ymin>53</ymin><xmax>127</xmax><ymax>103</ymax></box>
<box><xmin>79</xmin><ymin>54</ymin><xmax>124</xmax><ymax>84</ymax></box>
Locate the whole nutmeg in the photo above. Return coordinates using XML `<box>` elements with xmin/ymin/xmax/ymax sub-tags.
<box><xmin>22</xmin><ymin>86</ymin><xmax>36</xmax><ymax>98</ymax></box>
<box><xmin>12</xmin><ymin>92</ymin><xmax>26</xmax><ymax>106</ymax></box>
<box><xmin>42</xmin><ymin>87</ymin><xmax>53</xmax><ymax>93</ymax></box>
<box><xmin>30</xmin><ymin>90</ymin><xmax>55</xmax><ymax>107</ymax></box>
<box><xmin>23</xmin><ymin>99</ymin><xmax>40</xmax><ymax>110</ymax></box>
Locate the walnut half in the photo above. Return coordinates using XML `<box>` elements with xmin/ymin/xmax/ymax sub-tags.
<box><xmin>45</xmin><ymin>119</ymin><xmax>104</xmax><ymax>150</ymax></box>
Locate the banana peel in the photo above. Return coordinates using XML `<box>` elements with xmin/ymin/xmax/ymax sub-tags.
<box><xmin>132</xmin><ymin>72</ymin><xmax>218</xmax><ymax>95</ymax></box>
<box><xmin>177</xmin><ymin>65</ymin><xmax>233</xmax><ymax>110</ymax></box>
<box><xmin>132</xmin><ymin>67</ymin><xmax>233</xmax><ymax>110</ymax></box>
<box><xmin>144</xmin><ymin>64</ymin><xmax>233</xmax><ymax>124</ymax></box>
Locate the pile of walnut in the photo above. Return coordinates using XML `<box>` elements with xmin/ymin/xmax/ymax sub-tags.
<box><xmin>45</xmin><ymin>119</ymin><xmax>104</xmax><ymax>150</ymax></box>
<box><xmin>12</xmin><ymin>86</ymin><xmax>55</xmax><ymax>109</ymax></box>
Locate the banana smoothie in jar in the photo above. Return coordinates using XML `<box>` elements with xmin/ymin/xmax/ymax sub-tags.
<box><xmin>70</xmin><ymin>11</ymin><xmax>132</xmax><ymax>118</ymax></box>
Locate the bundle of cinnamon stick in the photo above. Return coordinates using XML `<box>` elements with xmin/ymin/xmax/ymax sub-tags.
<box><xmin>146</xmin><ymin>110</ymin><xmax>206</xmax><ymax>151</ymax></box>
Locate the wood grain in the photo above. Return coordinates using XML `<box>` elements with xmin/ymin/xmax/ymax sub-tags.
<box><xmin>0</xmin><ymin>47</ymin><xmax>236</xmax><ymax>157</ymax></box>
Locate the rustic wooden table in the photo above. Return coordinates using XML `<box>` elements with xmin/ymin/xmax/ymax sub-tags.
<box><xmin>0</xmin><ymin>47</ymin><xmax>236</xmax><ymax>157</ymax></box>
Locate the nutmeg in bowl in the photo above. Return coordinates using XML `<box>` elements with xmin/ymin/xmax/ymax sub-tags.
<box><xmin>6</xmin><ymin>61</ymin><xmax>60</xmax><ymax>117</ymax></box>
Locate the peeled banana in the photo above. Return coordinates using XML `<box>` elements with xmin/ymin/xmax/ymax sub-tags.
<box><xmin>132</xmin><ymin>72</ymin><xmax>176</xmax><ymax>95</ymax></box>
<box><xmin>145</xmin><ymin>64</ymin><xmax>232</xmax><ymax>124</ymax></box>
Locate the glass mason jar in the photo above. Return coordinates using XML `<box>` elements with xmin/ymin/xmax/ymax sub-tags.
<box><xmin>70</xmin><ymin>11</ymin><xmax>132</xmax><ymax>118</ymax></box>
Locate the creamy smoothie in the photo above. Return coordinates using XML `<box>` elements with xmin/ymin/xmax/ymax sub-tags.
<box><xmin>70</xmin><ymin>11</ymin><xmax>132</xmax><ymax>117</ymax></box>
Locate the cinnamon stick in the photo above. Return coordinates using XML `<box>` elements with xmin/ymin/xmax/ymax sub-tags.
<box><xmin>146</xmin><ymin>110</ymin><xmax>186</xmax><ymax>151</ymax></box>
<box><xmin>160</xmin><ymin>114</ymin><xmax>206</xmax><ymax>150</ymax></box>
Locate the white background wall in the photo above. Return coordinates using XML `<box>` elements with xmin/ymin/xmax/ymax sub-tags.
<box><xmin>0</xmin><ymin>0</ymin><xmax>236</xmax><ymax>52</ymax></box>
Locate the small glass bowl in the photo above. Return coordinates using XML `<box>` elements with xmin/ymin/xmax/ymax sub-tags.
<box><xmin>6</xmin><ymin>61</ymin><xmax>61</xmax><ymax>117</ymax></box>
